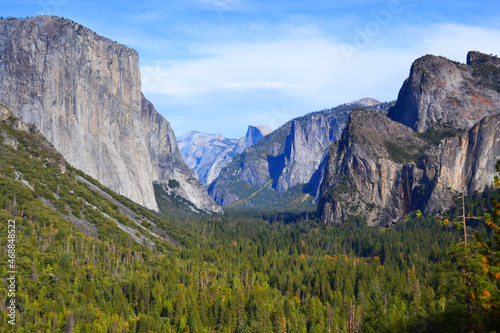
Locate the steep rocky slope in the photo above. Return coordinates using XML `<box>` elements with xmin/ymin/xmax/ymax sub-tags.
<box><xmin>319</xmin><ymin>52</ymin><xmax>500</xmax><ymax>226</ymax></box>
<box><xmin>178</xmin><ymin>125</ymin><xmax>272</xmax><ymax>187</ymax></box>
<box><xmin>0</xmin><ymin>104</ymin><xmax>182</xmax><ymax>247</ymax></box>
<box><xmin>209</xmin><ymin>99</ymin><xmax>392</xmax><ymax>208</ymax></box>
<box><xmin>0</xmin><ymin>16</ymin><xmax>221</xmax><ymax>213</ymax></box>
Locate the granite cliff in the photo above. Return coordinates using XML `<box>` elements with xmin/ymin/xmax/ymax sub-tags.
<box><xmin>319</xmin><ymin>52</ymin><xmax>500</xmax><ymax>226</ymax></box>
<box><xmin>388</xmin><ymin>52</ymin><xmax>500</xmax><ymax>132</ymax></box>
<box><xmin>0</xmin><ymin>16</ymin><xmax>221</xmax><ymax>213</ymax></box>
<box><xmin>177</xmin><ymin>125</ymin><xmax>272</xmax><ymax>187</ymax></box>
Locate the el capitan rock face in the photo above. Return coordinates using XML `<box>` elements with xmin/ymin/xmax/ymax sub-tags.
<box><xmin>319</xmin><ymin>52</ymin><xmax>500</xmax><ymax>226</ymax></box>
<box><xmin>388</xmin><ymin>52</ymin><xmax>500</xmax><ymax>133</ymax></box>
<box><xmin>0</xmin><ymin>16</ymin><xmax>221</xmax><ymax>213</ymax></box>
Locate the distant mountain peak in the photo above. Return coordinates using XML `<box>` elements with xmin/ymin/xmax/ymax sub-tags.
<box><xmin>235</xmin><ymin>125</ymin><xmax>273</xmax><ymax>153</ymax></box>
<box><xmin>348</xmin><ymin>97</ymin><xmax>381</xmax><ymax>107</ymax></box>
<box><xmin>250</xmin><ymin>125</ymin><xmax>273</xmax><ymax>136</ymax></box>
<box><xmin>178</xmin><ymin>125</ymin><xmax>272</xmax><ymax>187</ymax></box>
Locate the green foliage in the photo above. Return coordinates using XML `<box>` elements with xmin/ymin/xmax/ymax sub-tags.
<box><xmin>476</xmin><ymin>162</ymin><xmax>500</xmax><ymax>268</ymax></box>
<box><xmin>418</xmin><ymin>128</ymin><xmax>459</xmax><ymax>146</ymax></box>
<box><xmin>472</xmin><ymin>63</ymin><xmax>500</xmax><ymax>92</ymax></box>
<box><xmin>384</xmin><ymin>140</ymin><xmax>425</xmax><ymax>164</ymax></box>
<box><xmin>438</xmin><ymin>161</ymin><xmax>500</xmax><ymax>331</ymax></box>
<box><xmin>1</xmin><ymin>180</ymin><xmax>465</xmax><ymax>332</ymax></box>
<box><xmin>228</xmin><ymin>183</ymin><xmax>316</xmax><ymax>213</ymax></box>
<box><xmin>440</xmin><ymin>242</ymin><xmax>499</xmax><ymax>332</ymax></box>
<box><xmin>168</xmin><ymin>179</ymin><xmax>180</xmax><ymax>189</ymax></box>
<box><xmin>1</xmin><ymin>113</ymin><xmax>499</xmax><ymax>332</ymax></box>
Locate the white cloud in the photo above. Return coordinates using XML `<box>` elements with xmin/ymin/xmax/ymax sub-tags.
<box><xmin>416</xmin><ymin>24</ymin><xmax>500</xmax><ymax>61</ymax></box>
<box><xmin>141</xmin><ymin>23</ymin><xmax>500</xmax><ymax>136</ymax></box>
<box><xmin>145</xmin><ymin>23</ymin><xmax>500</xmax><ymax>91</ymax></box>
<box><xmin>141</xmin><ymin>39</ymin><xmax>340</xmax><ymax>91</ymax></box>
<box><xmin>141</xmin><ymin>37</ymin><xmax>409</xmax><ymax>108</ymax></box>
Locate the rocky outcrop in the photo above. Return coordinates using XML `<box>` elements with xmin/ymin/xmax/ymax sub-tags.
<box><xmin>318</xmin><ymin>110</ymin><xmax>427</xmax><ymax>226</ymax></box>
<box><xmin>319</xmin><ymin>111</ymin><xmax>500</xmax><ymax>226</ymax></box>
<box><xmin>209</xmin><ymin>99</ymin><xmax>392</xmax><ymax>207</ymax></box>
<box><xmin>388</xmin><ymin>52</ymin><xmax>500</xmax><ymax>133</ymax></box>
<box><xmin>177</xmin><ymin>125</ymin><xmax>271</xmax><ymax>187</ymax></box>
<box><xmin>319</xmin><ymin>52</ymin><xmax>500</xmax><ymax>226</ymax></box>
<box><xmin>276</xmin><ymin>114</ymin><xmax>335</xmax><ymax>193</ymax></box>
<box><xmin>467</xmin><ymin>51</ymin><xmax>500</xmax><ymax>69</ymax></box>
<box><xmin>0</xmin><ymin>16</ymin><xmax>221</xmax><ymax>213</ymax></box>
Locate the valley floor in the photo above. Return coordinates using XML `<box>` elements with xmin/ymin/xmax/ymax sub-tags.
<box><xmin>1</xmin><ymin>187</ymin><xmax>500</xmax><ymax>332</ymax></box>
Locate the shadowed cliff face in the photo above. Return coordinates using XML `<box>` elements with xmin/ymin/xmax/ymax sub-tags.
<box><xmin>388</xmin><ymin>52</ymin><xmax>500</xmax><ymax>133</ymax></box>
<box><xmin>318</xmin><ymin>111</ymin><xmax>426</xmax><ymax>226</ymax></box>
<box><xmin>0</xmin><ymin>16</ymin><xmax>221</xmax><ymax>213</ymax></box>
<box><xmin>142</xmin><ymin>97</ymin><xmax>222</xmax><ymax>213</ymax></box>
<box><xmin>320</xmin><ymin>52</ymin><xmax>500</xmax><ymax>226</ymax></box>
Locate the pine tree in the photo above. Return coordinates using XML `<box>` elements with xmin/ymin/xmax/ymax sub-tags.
<box><xmin>174</xmin><ymin>284</ymin><xmax>187</xmax><ymax>328</ymax></box>
<box><xmin>441</xmin><ymin>161</ymin><xmax>500</xmax><ymax>331</ymax></box>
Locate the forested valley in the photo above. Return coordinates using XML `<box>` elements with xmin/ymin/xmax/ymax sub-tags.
<box><xmin>1</xmin><ymin>113</ymin><xmax>499</xmax><ymax>332</ymax></box>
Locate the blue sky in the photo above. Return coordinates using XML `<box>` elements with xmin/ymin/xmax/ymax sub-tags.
<box><xmin>3</xmin><ymin>0</ymin><xmax>500</xmax><ymax>138</ymax></box>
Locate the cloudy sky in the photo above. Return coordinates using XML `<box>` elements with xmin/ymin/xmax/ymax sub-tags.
<box><xmin>3</xmin><ymin>0</ymin><xmax>500</xmax><ymax>137</ymax></box>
